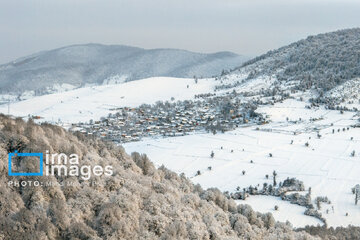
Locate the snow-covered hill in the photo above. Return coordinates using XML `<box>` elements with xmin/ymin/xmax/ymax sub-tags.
<box><xmin>219</xmin><ymin>28</ymin><xmax>360</xmax><ymax>104</ymax></box>
<box><xmin>0</xmin><ymin>43</ymin><xmax>247</xmax><ymax>97</ymax></box>
<box><xmin>2</xmin><ymin>115</ymin><xmax>317</xmax><ymax>240</ymax></box>
<box><xmin>0</xmin><ymin>77</ymin><xmax>216</xmax><ymax>123</ymax></box>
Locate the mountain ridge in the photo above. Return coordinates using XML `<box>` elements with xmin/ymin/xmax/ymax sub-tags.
<box><xmin>0</xmin><ymin>43</ymin><xmax>247</xmax><ymax>96</ymax></box>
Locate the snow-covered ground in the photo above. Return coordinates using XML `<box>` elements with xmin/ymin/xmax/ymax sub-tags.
<box><xmin>0</xmin><ymin>77</ymin><xmax>216</xmax><ymax>123</ymax></box>
<box><xmin>236</xmin><ymin>196</ymin><xmax>323</xmax><ymax>228</ymax></box>
<box><xmin>124</xmin><ymin>98</ymin><xmax>360</xmax><ymax>227</ymax></box>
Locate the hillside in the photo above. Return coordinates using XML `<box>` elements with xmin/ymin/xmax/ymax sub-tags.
<box><xmin>0</xmin><ymin>77</ymin><xmax>216</xmax><ymax>123</ymax></box>
<box><xmin>0</xmin><ymin>44</ymin><xmax>247</xmax><ymax>97</ymax></box>
<box><xmin>0</xmin><ymin>115</ymin><xmax>315</xmax><ymax>239</ymax></box>
<box><xmin>223</xmin><ymin>28</ymin><xmax>360</xmax><ymax>99</ymax></box>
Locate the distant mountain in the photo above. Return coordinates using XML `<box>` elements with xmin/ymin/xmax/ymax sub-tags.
<box><xmin>0</xmin><ymin>44</ymin><xmax>248</xmax><ymax>96</ymax></box>
<box><xmin>228</xmin><ymin>28</ymin><xmax>360</xmax><ymax>96</ymax></box>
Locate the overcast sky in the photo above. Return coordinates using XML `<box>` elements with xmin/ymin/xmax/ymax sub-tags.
<box><xmin>0</xmin><ymin>0</ymin><xmax>360</xmax><ymax>64</ymax></box>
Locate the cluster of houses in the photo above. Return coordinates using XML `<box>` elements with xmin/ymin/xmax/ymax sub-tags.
<box><xmin>70</xmin><ymin>96</ymin><xmax>265</xmax><ymax>143</ymax></box>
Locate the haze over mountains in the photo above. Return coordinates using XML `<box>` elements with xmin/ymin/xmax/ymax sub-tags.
<box><xmin>0</xmin><ymin>44</ymin><xmax>248</xmax><ymax>96</ymax></box>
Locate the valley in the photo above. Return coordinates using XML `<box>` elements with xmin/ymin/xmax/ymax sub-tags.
<box><xmin>124</xmin><ymin>97</ymin><xmax>360</xmax><ymax>227</ymax></box>
<box><xmin>2</xmin><ymin>28</ymin><xmax>360</xmax><ymax>233</ymax></box>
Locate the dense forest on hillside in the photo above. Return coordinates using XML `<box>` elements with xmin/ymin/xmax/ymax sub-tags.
<box><xmin>299</xmin><ymin>225</ymin><xmax>360</xmax><ymax>240</ymax></box>
<box><xmin>0</xmin><ymin>115</ymin><xmax>316</xmax><ymax>239</ymax></box>
<box><xmin>239</xmin><ymin>28</ymin><xmax>360</xmax><ymax>93</ymax></box>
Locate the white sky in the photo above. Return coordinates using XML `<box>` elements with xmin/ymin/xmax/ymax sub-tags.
<box><xmin>0</xmin><ymin>0</ymin><xmax>360</xmax><ymax>64</ymax></box>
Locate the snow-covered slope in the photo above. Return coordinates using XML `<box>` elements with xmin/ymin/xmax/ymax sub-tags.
<box><xmin>0</xmin><ymin>77</ymin><xmax>216</xmax><ymax>123</ymax></box>
<box><xmin>219</xmin><ymin>28</ymin><xmax>360</xmax><ymax>101</ymax></box>
<box><xmin>324</xmin><ymin>78</ymin><xmax>360</xmax><ymax>104</ymax></box>
<box><xmin>0</xmin><ymin>43</ymin><xmax>247</xmax><ymax>96</ymax></box>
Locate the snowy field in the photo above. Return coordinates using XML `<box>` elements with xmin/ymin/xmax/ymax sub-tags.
<box><xmin>124</xmin><ymin>99</ymin><xmax>360</xmax><ymax>227</ymax></box>
<box><xmin>0</xmin><ymin>77</ymin><xmax>216</xmax><ymax>123</ymax></box>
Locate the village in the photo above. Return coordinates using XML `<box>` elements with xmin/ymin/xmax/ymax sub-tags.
<box><xmin>69</xmin><ymin>95</ymin><xmax>266</xmax><ymax>143</ymax></box>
